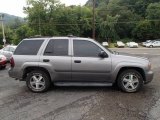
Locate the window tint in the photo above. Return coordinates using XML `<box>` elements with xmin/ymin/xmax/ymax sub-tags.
<box><xmin>73</xmin><ymin>40</ymin><xmax>102</xmax><ymax>57</ymax></box>
<box><xmin>14</xmin><ymin>40</ymin><xmax>44</xmax><ymax>55</ymax></box>
<box><xmin>44</xmin><ymin>39</ymin><xmax>68</xmax><ymax>56</ymax></box>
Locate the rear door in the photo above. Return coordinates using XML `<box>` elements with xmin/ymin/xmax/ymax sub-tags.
<box><xmin>14</xmin><ymin>39</ymin><xmax>44</xmax><ymax>78</ymax></box>
<box><xmin>41</xmin><ymin>39</ymin><xmax>71</xmax><ymax>81</ymax></box>
<box><xmin>71</xmin><ymin>39</ymin><xmax>112</xmax><ymax>82</ymax></box>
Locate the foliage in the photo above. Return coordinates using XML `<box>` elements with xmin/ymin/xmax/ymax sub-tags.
<box><xmin>1</xmin><ymin>0</ymin><xmax>160</xmax><ymax>44</ymax></box>
<box><xmin>97</xmin><ymin>15</ymin><xmax>120</xmax><ymax>42</ymax></box>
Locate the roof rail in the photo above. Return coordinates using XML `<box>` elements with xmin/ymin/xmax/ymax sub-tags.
<box><xmin>67</xmin><ymin>34</ymin><xmax>76</xmax><ymax>37</ymax></box>
<box><xmin>28</xmin><ymin>35</ymin><xmax>51</xmax><ymax>38</ymax></box>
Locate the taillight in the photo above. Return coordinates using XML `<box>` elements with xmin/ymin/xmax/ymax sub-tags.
<box><xmin>10</xmin><ymin>57</ymin><xmax>15</xmax><ymax>67</ymax></box>
<box><xmin>0</xmin><ymin>56</ymin><xmax>6</xmax><ymax>62</ymax></box>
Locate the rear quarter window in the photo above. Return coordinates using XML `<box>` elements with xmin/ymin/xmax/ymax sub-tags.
<box><xmin>14</xmin><ymin>40</ymin><xmax>44</xmax><ymax>55</ymax></box>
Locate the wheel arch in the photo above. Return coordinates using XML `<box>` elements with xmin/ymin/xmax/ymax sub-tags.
<box><xmin>115</xmin><ymin>67</ymin><xmax>146</xmax><ymax>83</ymax></box>
<box><xmin>22</xmin><ymin>66</ymin><xmax>52</xmax><ymax>81</ymax></box>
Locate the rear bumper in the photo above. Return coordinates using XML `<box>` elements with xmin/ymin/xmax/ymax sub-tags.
<box><xmin>8</xmin><ymin>68</ymin><xmax>15</xmax><ymax>78</ymax></box>
<box><xmin>144</xmin><ymin>70</ymin><xmax>154</xmax><ymax>84</ymax></box>
<box><xmin>0</xmin><ymin>61</ymin><xmax>7</xmax><ymax>67</ymax></box>
<box><xmin>8</xmin><ymin>68</ymin><xmax>21</xmax><ymax>79</ymax></box>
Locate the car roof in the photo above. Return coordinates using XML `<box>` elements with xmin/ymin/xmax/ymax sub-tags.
<box><xmin>6</xmin><ymin>45</ymin><xmax>17</xmax><ymax>48</ymax></box>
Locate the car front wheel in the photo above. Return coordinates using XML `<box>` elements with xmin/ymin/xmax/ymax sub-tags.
<box><xmin>26</xmin><ymin>70</ymin><xmax>51</xmax><ymax>93</ymax></box>
<box><xmin>117</xmin><ymin>69</ymin><xmax>143</xmax><ymax>93</ymax></box>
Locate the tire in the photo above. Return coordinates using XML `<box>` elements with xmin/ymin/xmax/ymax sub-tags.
<box><xmin>26</xmin><ymin>70</ymin><xmax>51</xmax><ymax>93</ymax></box>
<box><xmin>0</xmin><ymin>65</ymin><xmax>6</xmax><ymax>70</ymax></box>
<box><xmin>117</xmin><ymin>69</ymin><xmax>143</xmax><ymax>93</ymax></box>
<box><xmin>2</xmin><ymin>66</ymin><xmax>6</xmax><ymax>69</ymax></box>
<box><xmin>150</xmin><ymin>45</ymin><xmax>153</xmax><ymax>48</ymax></box>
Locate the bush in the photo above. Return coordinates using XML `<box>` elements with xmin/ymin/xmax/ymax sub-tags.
<box><xmin>109</xmin><ymin>43</ymin><xmax>116</xmax><ymax>48</ymax></box>
<box><xmin>119</xmin><ymin>38</ymin><xmax>133</xmax><ymax>43</ymax></box>
<box><xmin>0</xmin><ymin>44</ymin><xmax>3</xmax><ymax>49</ymax></box>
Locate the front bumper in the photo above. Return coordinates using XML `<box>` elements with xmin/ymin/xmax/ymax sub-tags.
<box><xmin>144</xmin><ymin>70</ymin><xmax>154</xmax><ymax>84</ymax></box>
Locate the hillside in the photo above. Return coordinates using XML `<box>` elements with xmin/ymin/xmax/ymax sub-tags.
<box><xmin>0</xmin><ymin>13</ymin><xmax>24</xmax><ymax>24</ymax></box>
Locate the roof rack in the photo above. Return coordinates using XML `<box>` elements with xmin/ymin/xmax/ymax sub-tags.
<box><xmin>28</xmin><ymin>35</ymin><xmax>51</xmax><ymax>38</ymax></box>
<box><xmin>67</xmin><ymin>34</ymin><xmax>76</xmax><ymax>37</ymax></box>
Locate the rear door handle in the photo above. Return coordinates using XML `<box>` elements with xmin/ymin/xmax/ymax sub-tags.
<box><xmin>43</xmin><ymin>59</ymin><xmax>50</xmax><ymax>62</ymax></box>
<box><xmin>74</xmin><ymin>60</ymin><xmax>81</xmax><ymax>63</ymax></box>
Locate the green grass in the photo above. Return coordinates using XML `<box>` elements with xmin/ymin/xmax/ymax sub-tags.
<box><xmin>109</xmin><ymin>43</ymin><xmax>116</xmax><ymax>48</ymax></box>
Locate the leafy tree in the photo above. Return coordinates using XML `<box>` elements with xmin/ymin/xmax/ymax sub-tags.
<box><xmin>24</xmin><ymin>0</ymin><xmax>60</xmax><ymax>36</ymax></box>
<box><xmin>146</xmin><ymin>2</ymin><xmax>160</xmax><ymax>20</ymax></box>
<box><xmin>14</xmin><ymin>24</ymin><xmax>35</xmax><ymax>44</ymax></box>
<box><xmin>2</xmin><ymin>0</ymin><xmax>160</xmax><ymax>44</ymax></box>
<box><xmin>97</xmin><ymin>15</ymin><xmax>120</xmax><ymax>42</ymax></box>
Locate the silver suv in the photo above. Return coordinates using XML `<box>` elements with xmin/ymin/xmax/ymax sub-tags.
<box><xmin>8</xmin><ymin>37</ymin><xmax>153</xmax><ymax>93</ymax></box>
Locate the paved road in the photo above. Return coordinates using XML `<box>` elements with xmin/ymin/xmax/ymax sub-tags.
<box><xmin>0</xmin><ymin>48</ymin><xmax>160</xmax><ymax>120</ymax></box>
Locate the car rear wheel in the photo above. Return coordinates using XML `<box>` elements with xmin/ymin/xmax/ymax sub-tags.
<box><xmin>26</xmin><ymin>70</ymin><xmax>51</xmax><ymax>93</ymax></box>
<box><xmin>0</xmin><ymin>65</ymin><xmax>6</xmax><ymax>69</ymax></box>
<box><xmin>117</xmin><ymin>69</ymin><xmax>143</xmax><ymax>93</ymax></box>
<box><xmin>150</xmin><ymin>45</ymin><xmax>153</xmax><ymax>48</ymax></box>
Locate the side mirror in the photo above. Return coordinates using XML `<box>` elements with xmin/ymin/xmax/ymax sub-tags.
<box><xmin>98</xmin><ymin>51</ymin><xmax>108</xmax><ymax>58</ymax></box>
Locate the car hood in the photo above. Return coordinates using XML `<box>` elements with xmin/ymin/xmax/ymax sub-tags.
<box><xmin>117</xmin><ymin>43</ymin><xmax>125</xmax><ymax>46</ymax></box>
<box><xmin>111</xmin><ymin>52</ymin><xmax>149</xmax><ymax>63</ymax></box>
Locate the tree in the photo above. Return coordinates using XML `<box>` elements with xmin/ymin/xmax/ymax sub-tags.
<box><xmin>146</xmin><ymin>2</ymin><xmax>160</xmax><ymax>20</ymax></box>
<box><xmin>13</xmin><ymin>24</ymin><xmax>35</xmax><ymax>44</ymax></box>
<box><xmin>97</xmin><ymin>15</ymin><xmax>120</xmax><ymax>42</ymax></box>
<box><xmin>24</xmin><ymin>0</ymin><xmax>60</xmax><ymax>36</ymax></box>
<box><xmin>132</xmin><ymin>20</ymin><xmax>155</xmax><ymax>41</ymax></box>
<box><xmin>24</xmin><ymin>0</ymin><xmax>93</xmax><ymax>37</ymax></box>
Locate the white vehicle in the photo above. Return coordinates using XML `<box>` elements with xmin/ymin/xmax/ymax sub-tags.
<box><xmin>116</xmin><ymin>41</ymin><xmax>125</xmax><ymax>47</ymax></box>
<box><xmin>146</xmin><ymin>41</ymin><xmax>160</xmax><ymax>48</ymax></box>
<box><xmin>0</xmin><ymin>45</ymin><xmax>17</xmax><ymax>61</ymax></box>
<box><xmin>142</xmin><ymin>40</ymin><xmax>152</xmax><ymax>47</ymax></box>
<box><xmin>126</xmin><ymin>42</ymin><xmax>138</xmax><ymax>48</ymax></box>
<box><xmin>102</xmin><ymin>42</ymin><xmax>109</xmax><ymax>47</ymax></box>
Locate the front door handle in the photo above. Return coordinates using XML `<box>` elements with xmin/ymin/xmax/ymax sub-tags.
<box><xmin>43</xmin><ymin>59</ymin><xmax>50</xmax><ymax>62</ymax></box>
<box><xmin>74</xmin><ymin>60</ymin><xmax>81</xmax><ymax>63</ymax></box>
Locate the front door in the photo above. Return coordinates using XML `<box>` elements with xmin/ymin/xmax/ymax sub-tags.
<box><xmin>72</xmin><ymin>39</ymin><xmax>112</xmax><ymax>82</ymax></box>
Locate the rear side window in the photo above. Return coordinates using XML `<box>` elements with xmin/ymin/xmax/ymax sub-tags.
<box><xmin>44</xmin><ymin>39</ymin><xmax>68</xmax><ymax>56</ymax></box>
<box><xmin>14</xmin><ymin>40</ymin><xmax>44</xmax><ymax>55</ymax></box>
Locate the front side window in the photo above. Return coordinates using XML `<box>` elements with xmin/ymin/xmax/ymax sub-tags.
<box><xmin>14</xmin><ymin>40</ymin><xmax>44</xmax><ymax>55</ymax></box>
<box><xmin>73</xmin><ymin>40</ymin><xmax>102</xmax><ymax>57</ymax></box>
<box><xmin>44</xmin><ymin>39</ymin><xmax>68</xmax><ymax>56</ymax></box>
